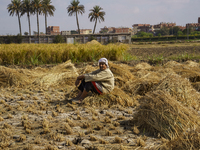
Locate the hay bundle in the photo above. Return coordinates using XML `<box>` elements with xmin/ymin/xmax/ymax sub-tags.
<box><xmin>81</xmin><ymin>65</ymin><xmax>98</xmax><ymax>74</ymax></box>
<box><xmin>133</xmin><ymin>90</ymin><xmax>199</xmax><ymax>139</ymax></box>
<box><xmin>82</xmin><ymin>87</ymin><xmax>139</xmax><ymax>107</ymax></box>
<box><xmin>173</xmin><ymin>69</ymin><xmax>200</xmax><ymax>82</ymax></box>
<box><xmin>164</xmin><ymin>127</ymin><xmax>200</xmax><ymax>149</ymax></box>
<box><xmin>164</xmin><ymin>61</ymin><xmax>182</xmax><ymax>68</ymax></box>
<box><xmin>86</xmin><ymin>40</ymin><xmax>101</xmax><ymax>45</ymax></box>
<box><xmin>33</xmin><ymin>60</ymin><xmax>78</xmax><ymax>87</ymax></box>
<box><xmin>123</xmin><ymin>73</ymin><xmax>160</xmax><ymax>96</ymax></box>
<box><xmin>134</xmin><ymin>62</ymin><xmax>152</xmax><ymax>70</ymax></box>
<box><xmin>0</xmin><ymin>66</ymin><xmax>29</xmax><ymax>87</ymax></box>
<box><xmin>155</xmin><ymin>74</ymin><xmax>200</xmax><ymax>110</ymax></box>
<box><xmin>109</xmin><ymin>62</ymin><xmax>135</xmax><ymax>83</ymax></box>
<box><xmin>133</xmin><ymin>69</ymin><xmax>150</xmax><ymax>78</ymax></box>
<box><xmin>154</xmin><ymin>68</ymin><xmax>175</xmax><ymax>79</ymax></box>
<box><xmin>184</xmin><ymin>60</ymin><xmax>200</xmax><ymax>68</ymax></box>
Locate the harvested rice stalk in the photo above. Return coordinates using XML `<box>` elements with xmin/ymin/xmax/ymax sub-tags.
<box><xmin>155</xmin><ymin>74</ymin><xmax>200</xmax><ymax>110</ymax></box>
<box><xmin>133</xmin><ymin>90</ymin><xmax>200</xmax><ymax>139</ymax></box>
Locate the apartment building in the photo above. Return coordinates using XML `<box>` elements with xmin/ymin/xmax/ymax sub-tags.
<box><xmin>61</xmin><ymin>31</ymin><xmax>71</xmax><ymax>35</ymax></box>
<box><xmin>46</xmin><ymin>26</ymin><xmax>60</xmax><ymax>35</ymax></box>
<box><xmin>132</xmin><ymin>24</ymin><xmax>152</xmax><ymax>34</ymax></box>
<box><xmin>79</xmin><ymin>29</ymin><xmax>92</xmax><ymax>34</ymax></box>
<box><xmin>99</xmin><ymin>26</ymin><xmax>115</xmax><ymax>33</ymax></box>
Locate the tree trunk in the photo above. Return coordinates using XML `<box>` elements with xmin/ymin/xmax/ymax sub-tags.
<box><xmin>76</xmin><ymin>11</ymin><xmax>80</xmax><ymax>34</ymax></box>
<box><xmin>27</xmin><ymin>12</ymin><xmax>31</xmax><ymax>36</ymax></box>
<box><xmin>17</xmin><ymin>12</ymin><xmax>22</xmax><ymax>35</ymax></box>
<box><xmin>93</xmin><ymin>18</ymin><xmax>97</xmax><ymax>34</ymax></box>
<box><xmin>37</xmin><ymin>9</ymin><xmax>40</xmax><ymax>36</ymax></box>
<box><xmin>37</xmin><ymin>9</ymin><xmax>40</xmax><ymax>43</ymax></box>
<box><xmin>45</xmin><ymin>13</ymin><xmax>47</xmax><ymax>35</ymax></box>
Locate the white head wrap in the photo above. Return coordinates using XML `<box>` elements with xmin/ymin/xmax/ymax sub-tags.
<box><xmin>98</xmin><ymin>58</ymin><xmax>109</xmax><ymax>68</ymax></box>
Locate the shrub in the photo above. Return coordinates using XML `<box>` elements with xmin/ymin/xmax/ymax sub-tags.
<box><xmin>53</xmin><ymin>35</ymin><xmax>64</xmax><ymax>43</ymax></box>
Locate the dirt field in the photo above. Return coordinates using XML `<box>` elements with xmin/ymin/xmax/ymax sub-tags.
<box><xmin>0</xmin><ymin>45</ymin><xmax>200</xmax><ymax>150</ymax></box>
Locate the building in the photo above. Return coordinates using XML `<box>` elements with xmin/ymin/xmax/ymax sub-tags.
<box><xmin>61</xmin><ymin>31</ymin><xmax>71</xmax><ymax>35</ymax></box>
<box><xmin>99</xmin><ymin>26</ymin><xmax>115</xmax><ymax>33</ymax></box>
<box><xmin>46</xmin><ymin>26</ymin><xmax>60</xmax><ymax>35</ymax></box>
<box><xmin>153</xmin><ymin>22</ymin><xmax>176</xmax><ymax>31</ymax></box>
<box><xmin>115</xmin><ymin>27</ymin><xmax>130</xmax><ymax>33</ymax></box>
<box><xmin>132</xmin><ymin>24</ymin><xmax>152</xmax><ymax>34</ymax></box>
<box><xmin>79</xmin><ymin>29</ymin><xmax>92</xmax><ymax>34</ymax></box>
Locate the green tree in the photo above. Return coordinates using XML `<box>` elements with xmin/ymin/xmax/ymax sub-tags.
<box><xmin>67</xmin><ymin>0</ymin><xmax>85</xmax><ymax>34</ymax></box>
<box><xmin>7</xmin><ymin>0</ymin><xmax>22</xmax><ymax>35</ymax></box>
<box><xmin>169</xmin><ymin>26</ymin><xmax>180</xmax><ymax>36</ymax></box>
<box><xmin>177</xmin><ymin>31</ymin><xmax>183</xmax><ymax>36</ymax></box>
<box><xmin>156</xmin><ymin>27</ymin><xmax>169</xmax><ymax>36</ymax></box>
<box><xmin>88</xmin><ymin>5</ymin><xmax>105</xmax><ymax>34</ymax></box>
<box><xmin>21</xmin><ymin>0</ymin><xmax>33</xmax><ymax>35</ymax></box>
<box><xmin>41</xmin><ymin>0</ymin><xmax>55</xmax><ymax>35</ymax></box>
<box><xmin>24</xmin><ymin>31</ymin><xmax>28</xmax><ymax>35</ymax></box>
<box><xmin>32</xmin><ymin>0</ymin><xmax>42</xmax><ymax>36</ymax></box>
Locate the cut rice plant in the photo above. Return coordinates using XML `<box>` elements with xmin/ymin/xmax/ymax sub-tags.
<box><xmin>133</xmin><ymin>90</ymin><xmax>200</xmax><ymax>139</ymax></box>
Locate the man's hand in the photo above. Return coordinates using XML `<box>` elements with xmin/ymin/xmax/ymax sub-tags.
<box><xmin>75</xmin><ymin>79</ymin><xmax>81</xmax><ymax>87</ymax></box>
<box><xmin>75</xmin><ymin>75</ymin><xmax>85</xmax><ymax>87</ymax></box>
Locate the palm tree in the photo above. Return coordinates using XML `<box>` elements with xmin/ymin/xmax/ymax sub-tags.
<box><xmin>32</xmin><ymin>0</ymin><xmax>42</xmax><ymax>36</ymax></box>
<box><xmin>41</xmin><ymin>0</ymin><xmax>55</xmax><ymax>35</ymax></box>
<box><xmin>7</xmin><ymin>0</ymin><xmax>22</xmax><ymax>35</ymax></box>
<box><xmin>21</xmin><ymin>0</ymin><xmax>33</xmax><ymax>35</ymax></box>
<box><xmin>88</xmin><ymin>6</ymin><xmax>105</xmax><ymax>34</ymax></box>
<box><xmin>67</xmin><ymin>0</ymin><xmax>85</xmax><ymax>34</ymax></box>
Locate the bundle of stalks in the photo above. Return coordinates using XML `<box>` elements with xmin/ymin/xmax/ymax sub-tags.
<box><xmin>33</xmin><ymin>60</ymin><xmax>78</xmax><ymax>87</ymax></box>
<box><xmin>134</xmin><ymin>62</ymin><xmax>152</xmax><ymax>70</ymax></box>
<box><xmin>159</xmin><ymin>127</ymin><xmax>200</xmax><ymax>149</ymax></box>
<box><xmin>81</xmin><ymin>65</ymin><xmax>98</xmax><ymax>74</ymax></box>
<box><xmin>0</xmin><ymin>66</ymin><xmax>29</xmax><ymax>87</ymax></box>
<box><xmin>173</xmin><ymin>69</ymin><xmax>200</xmax><ymax>83</ymax></box>
<box><xmin>86</xmin><ymin>40</ymin><xmax>101</xmax><ymax>45</ymax></box>
<box><xmin>164</xmin><ymin>61</ymin><xmax>183</xmax><ymax>68</ymax></box>
<box><xmin>109</xmin><ymin>62</ymin><xmax>135</xmax><ymax>82</ymax></box>
<box><xmin>133</xmin><ymin>90</ymin><xmax>200</xmax><ymax>139</ymax></box>
<box><xmin>82</xmin><ymin>87</ymin><xmax>139</xmax><ymax>107</ymax></box>
<box><xmin>155</xmin><ymin>74</ymin><xmax>200</xmax><ymax>110</ymax></box>
<box><xmin>184</xmin><ymin>60</ymin><xmax>200</xmax><ymax>68</ymax></box>
<box><xmin>153</xmin><ymin>68</ymin><xmax>175</xmax><ymax>79</ymax></box>
<box><xmin>123</xmin><ymin>75</ymin><xmax>160</xmax><ymax>96</ymax></box>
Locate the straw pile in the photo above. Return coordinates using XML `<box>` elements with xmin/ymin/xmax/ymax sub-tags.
<box><xmin>133</xmin><ymin>90</ymin><xmax>200</xmax><ymax>139</ymax></box>
<box><xmin>82</xmin><ymin>87</ymin><xmax>139</xmax><ymax>107</ymax></box>
<box><xmin>134</xmin><ymin>62</ymin><xmax>152</xmax><ymax>70</ymax></box>
<box><xmin>86</xmin><ymin>40</ymin><xmax>101</xmax><ymax>45</ymax></box>
<box><xmin>165</xmin><ymin>127</ymin><xmax>200</xmax><ymax>149</ymax></box>
<box><xmin>0</xmin><ymin>66</ymin><xmax>29</xmax><ymax>87</ymax></box>
<box><xmin>33</xmin><ymin>60</ymin><xmax>78</xmax><ymax>87</ymax></box>
<box><xmin>184</xmin><ymin>60</ymin><xmax>200</xmax><ymax>68</ymax></box>
<box><xmin>164</xmin><ymin>61</ymin><xmax>183</xmax><ymax>68</ymax></box>
<box><xmin>154</xmin><ymin>74</ymin><xmax>200</xmax><ymax>110</ymax></box>
<box><xmin>123</xmin><ymin>77</ymin><xmax>160</xmax><ymax>96</ymax></box>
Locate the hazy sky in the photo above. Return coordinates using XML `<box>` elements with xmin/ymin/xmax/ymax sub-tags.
<box><xmin>1</xmin><ymin>0</ymin><xmax>200</xmax><ymax>35</ymax></box>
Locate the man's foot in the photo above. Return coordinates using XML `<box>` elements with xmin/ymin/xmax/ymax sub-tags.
<box><xmin>71</xmin><ymin>99</ymin><xmax>82</xmax><ymax>104</ymax></box>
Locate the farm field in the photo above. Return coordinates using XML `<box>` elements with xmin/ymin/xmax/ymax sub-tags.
<box><xmin>0</xmin><ymin>42</ymin><xmax>200</xmax><ymax>150</ymax></box>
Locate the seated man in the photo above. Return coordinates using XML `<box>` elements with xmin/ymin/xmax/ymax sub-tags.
<box><xmin>72</xmin><ymin>58</ymin><xmax>114</xmax><ymax>103</ymax></box>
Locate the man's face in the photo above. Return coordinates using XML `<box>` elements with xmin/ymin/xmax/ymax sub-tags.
<box><xmin>99</xmin><ymin>62</ymin><xmax>107</xmax><ymax>71</ymax></box>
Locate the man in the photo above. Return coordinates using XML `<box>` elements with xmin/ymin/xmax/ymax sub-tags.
<box><xmin>71</xmin><ymin>58</ymin><xmax>114</xmax><ymax>103</ymax></box>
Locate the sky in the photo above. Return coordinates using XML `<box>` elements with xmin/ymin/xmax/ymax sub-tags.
<box><xmin>1</xmin><ymin>0</ymin><xmax>200</xmax><ymax>35</ymax></box>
